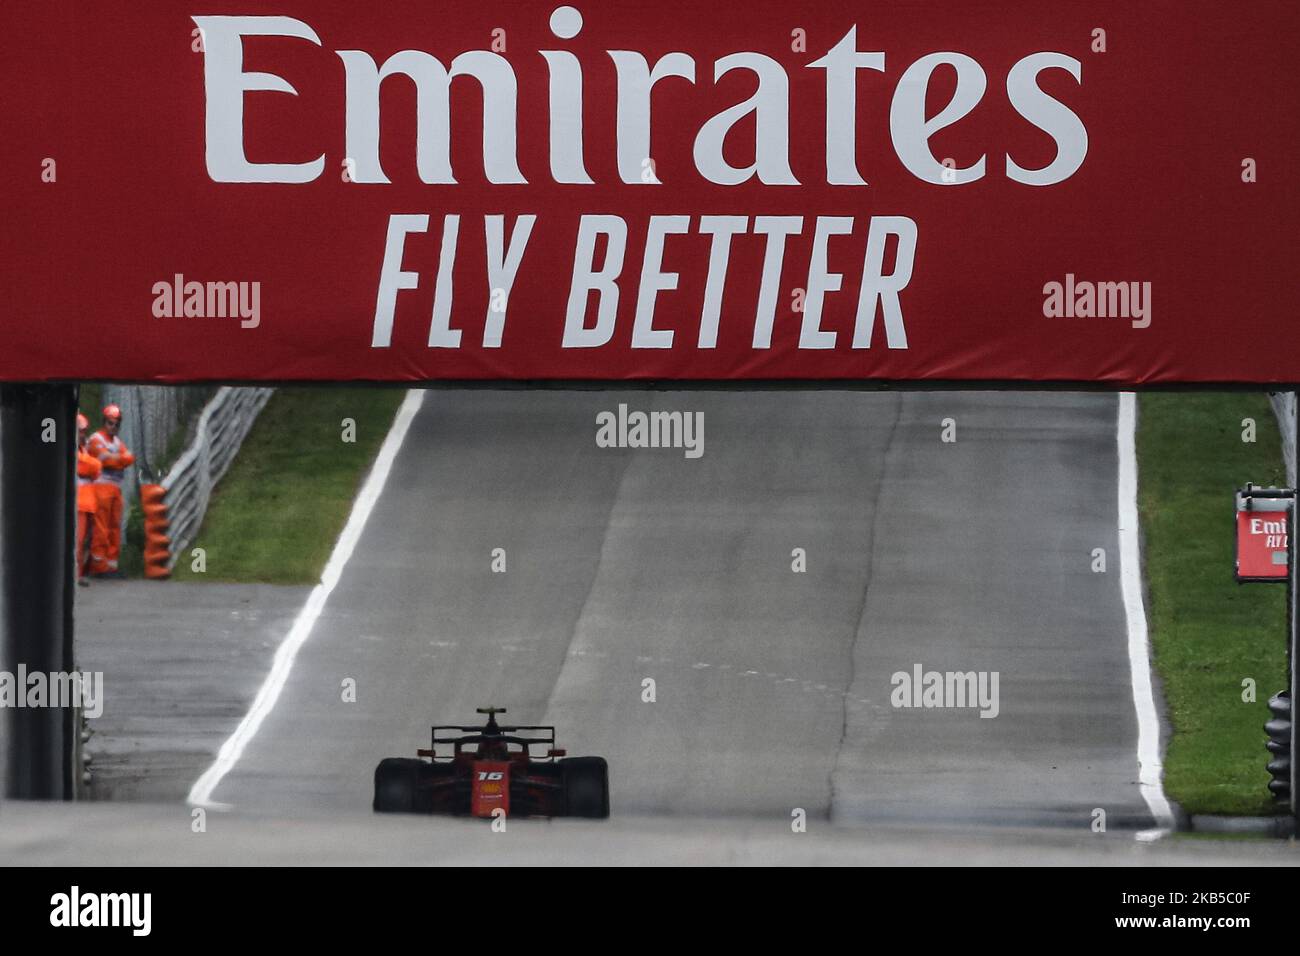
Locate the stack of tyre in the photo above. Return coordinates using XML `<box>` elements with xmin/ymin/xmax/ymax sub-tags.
<box><xmin>1266</xmin><ymin>690</ymin><xmax>1290</xmax><ymax>802</ymax></box>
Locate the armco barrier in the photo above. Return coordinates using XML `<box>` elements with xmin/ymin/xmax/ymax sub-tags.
<box><xmin>95</xmin><ymin>384</ymin><xmax>215</xmax><ymax>544</ymax></box>
<box><xmin>157</xmin><ymin>387</ymin><xmax>274</xmax><ymax>573</ymax></box>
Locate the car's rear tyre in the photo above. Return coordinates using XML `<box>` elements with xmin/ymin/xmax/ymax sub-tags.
<box><xmin>561</xmin><ymin>756</ymin><xmax>610</xmax><ymax>818</ymax></box>
<box><xmin>373</xmin><ymin>757</ymin><xmax>426</xmax><ymax>813</ymax></box>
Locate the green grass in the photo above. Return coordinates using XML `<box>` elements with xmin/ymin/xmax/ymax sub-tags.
<box><xmin>172</xmin><ymin>387</ymin><xmax>406</xmax><ymax>584</ymax></box>
<box><xmin>77</xmin><ymin>384</ymin><xmax>102</xmax><ymax>422</ymax></box>
<box><xmin>1137</xmin><ymin>393</ymin><xmax>1289</xmax><ymax>816</ymax></box>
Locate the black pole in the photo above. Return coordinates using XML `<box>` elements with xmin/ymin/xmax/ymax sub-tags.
<box><xmin>1</xmin><ymin>383</ymin><xmax>77</xmax><ymax>800</ymax></box>
<box><xmin>1291</xmin><ymin>391</ymin><xmax>1299</xmax><ymax>826</ymax></box>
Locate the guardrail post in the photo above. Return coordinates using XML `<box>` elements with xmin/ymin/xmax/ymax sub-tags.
<box><xmin>1</xmin><ymin>384</ymin><xmax>77</xmax><ymax>800</ymax></box>
<box><xmin>1291</xmin><ymin>391</ymin><xmax>1298</xmax><ymax>827</ymax></box>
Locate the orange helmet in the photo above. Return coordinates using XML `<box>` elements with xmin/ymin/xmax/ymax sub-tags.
<box><xmin>76</xmin><ymin>413</ymin><xmax>89</xmax><ymax>431</ymax></box>
<box><xmin>102</xmin><ymin>404</ymin><xmax>122</xmax><ymax>422</ymax></box>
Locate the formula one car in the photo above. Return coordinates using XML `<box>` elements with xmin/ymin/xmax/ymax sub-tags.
<box><xmin>373</xmin><ymin>707</ymin><xmax>610</xmax><ymax>818</ymax></box>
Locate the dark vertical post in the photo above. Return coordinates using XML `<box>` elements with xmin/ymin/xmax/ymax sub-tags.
<box><xmin>1</xmin><ymin>383</ymin><xmax>77</xmax><ymax>799</ymax></box>
<box><xmin>1291</xmin><ymin>392</ymin><xmax>1299</xmax><ymax>826</ymax></box>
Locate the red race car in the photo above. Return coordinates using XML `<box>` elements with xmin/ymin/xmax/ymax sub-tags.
<box><xmin>373</xmin><ymin>707</ymin><xmax>610</xmax><ymax>818</ymax></box>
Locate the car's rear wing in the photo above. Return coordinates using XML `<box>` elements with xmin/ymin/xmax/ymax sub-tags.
<box><xmin>419</xmin><ymin>724</ymin><xmax>560</xmax><ymax>760</ymax></box>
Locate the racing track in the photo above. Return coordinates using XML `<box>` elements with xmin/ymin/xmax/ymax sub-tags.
<box><xmin>201</xmin><ymin>389</ymin><xmax>1160</xmax><ymax>834</ymax></box>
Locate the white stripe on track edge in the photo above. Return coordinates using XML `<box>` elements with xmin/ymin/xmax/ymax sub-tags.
<box><xmin>1117</xmin><ymin>392</ymin><xmax>1176</xmax><ymax>841</ymax></box>
<box><xmin>187</xmin><ymin>388</ymin><xmax>427</xmax><ymax>809</ymax></box>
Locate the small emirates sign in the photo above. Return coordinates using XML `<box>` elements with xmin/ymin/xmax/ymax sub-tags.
<box><xmin>1236</xmin><ymin>493</ymin><xmax>1290</xmax><ymax>583</ymax></box>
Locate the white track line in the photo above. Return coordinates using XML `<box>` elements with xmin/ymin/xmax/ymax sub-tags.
<box><xmin>1117</xmin><ymin>392</ymin><xmax>1176</xmax><ymax>841</ymax></box>
<box><xmin>188</xmin><ymin>388</ymin><xmax>427</xmax><ymax>808</ymax></box>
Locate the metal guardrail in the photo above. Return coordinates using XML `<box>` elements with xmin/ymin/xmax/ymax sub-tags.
<box><xmin>98</xmin><ymin>384</ymin><xmax>215</xmax><ymax>529</ymax></box>
<box><xmin>160</xmin><ymin>387</ymin><xmax>274</xmax><ymax>570</ymax></box>
<box><xmin>102</xmin><ymin>385</ymin><xmax>215</xmax><ymax>481</ymax></box>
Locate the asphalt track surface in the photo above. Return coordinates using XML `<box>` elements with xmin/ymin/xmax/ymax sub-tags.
<box><xmin>3</xmin><ymin>800</ymin><xmax>1296</xmax><ymax>865</ymax></box>
<box><xmin>203</xmin><ymin>389</ymin><xmax>1158</xmax><ymax>836</ymax></box>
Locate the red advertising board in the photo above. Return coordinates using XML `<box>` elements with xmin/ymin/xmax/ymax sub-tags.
<box><xmin>6</xmin><ymin>1</ymin><xmax>1300</xmax><ymax>384</ymax></box>
<box><xmin>1236</xmin><ymin>502</ymin><xmax>1290</xmax><ymax>582</ymax></box>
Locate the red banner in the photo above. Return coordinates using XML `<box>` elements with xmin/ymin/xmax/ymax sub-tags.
<box><xmin>1236</xmin><ymin>490</ymin><xmax>1291</xmax><ymax>582</ymax></box>
<box><xmin>6</xmin><ymin>1</ymin><xmax>1300</xmax><ymax>384</ymax></box>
